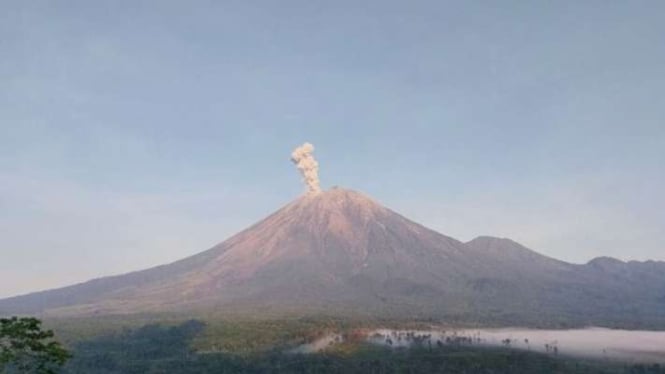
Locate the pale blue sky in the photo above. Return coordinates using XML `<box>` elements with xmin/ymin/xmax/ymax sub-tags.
<box><xmin>1</xmin><ymin>1</ymin><xmax>664</xmax><ymax>297</ymax></box>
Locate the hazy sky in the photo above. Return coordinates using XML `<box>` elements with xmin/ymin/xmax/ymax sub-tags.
<box><xmin>1</xmin><ymin>1</ymin><xmax>664</xmax><ymax>298</ymax></box>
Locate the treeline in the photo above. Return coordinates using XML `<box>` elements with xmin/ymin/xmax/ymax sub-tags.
<box><xmin>61</xmin><ymin>320</ymin><xmax>665</xmax><ymax>374</ymax></box>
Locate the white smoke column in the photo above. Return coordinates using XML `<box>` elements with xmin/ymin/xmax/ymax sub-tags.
<box><xmin>290</xmin><ymin>142</ymin><xmax>321</xmax><ymax>194</ymax></box>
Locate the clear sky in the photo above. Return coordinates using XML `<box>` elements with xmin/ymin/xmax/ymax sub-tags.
<box><xmin>1</xmin><ymin>1</ymin><xmax>664</xmax><ymax>298</ymax></box>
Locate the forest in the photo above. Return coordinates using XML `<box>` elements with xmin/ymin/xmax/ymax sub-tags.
<box><xmin>55</xmin><ymin>319</ymin><xmax>665</xmax><ymax>374</ymax></box>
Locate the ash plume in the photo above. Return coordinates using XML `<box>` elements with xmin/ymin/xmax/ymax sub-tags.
<box><xmin>291</xmin><ymin>142</ymin><xmax>321</xmax><ymax>194</ymax></box>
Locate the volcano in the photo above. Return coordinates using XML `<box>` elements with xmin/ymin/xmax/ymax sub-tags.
<box><xmin>2</xmin><ymin>188</ymin><xmax>665</xmax><ymax>328</ymax></box>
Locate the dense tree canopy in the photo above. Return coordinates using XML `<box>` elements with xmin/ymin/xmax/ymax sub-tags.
<box><xmin>0</xmin><ymin>317</ymin><xmax>71</xmax><ymax>373</ymax></box>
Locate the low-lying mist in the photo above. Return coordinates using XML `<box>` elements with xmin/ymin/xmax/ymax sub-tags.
<box><xmin>295</xmin><ymin>327</ymin><xmax>665</xmax><ymax>364</ymax></box>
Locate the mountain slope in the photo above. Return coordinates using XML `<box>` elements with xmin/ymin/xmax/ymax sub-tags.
<box><xmin>0</xmin><ymin>189</ymin><xmax>475</xmax><ymax>316</ymax></box>
<box><xmin>1</xmin><ymin>188</ymin><xmax>664</xmax><ymax>328</ymax></box>
<box><xmin>464</xmin><ymin>236</ymin><xmax>665</xmax><ymax>328</ymax></box>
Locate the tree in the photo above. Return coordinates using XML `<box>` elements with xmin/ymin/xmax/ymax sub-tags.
<box><xmin>0</xmin><ymin>317</ymin><xmax>71</xmax><ymax>373</ymax></box>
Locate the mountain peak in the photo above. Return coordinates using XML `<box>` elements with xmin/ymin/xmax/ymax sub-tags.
<box><xmin>298</xmin><ymin>187</ymin><xmax>382</xmax><ymax>209</ymax></box>
<box><xmin>465</xmin><ymin>236</ymin><xmax>569</xmax><ymax>269</ymax></box>
<box><xmin>587</xmin><ymin>256</ymin><xmax>625</xmax><ymax>266</ymax></box>
<box><xmin>0</xmin><ymin>187</ymin><xmax>469</xmax><ymax>316</ymax></box>
<box><xmin>3</xmin><ymin>188</ymin><xmax>665</xmax><ymax>329</ymax></box>
<box><xmin>465</xmin><ymin>236</ymin><xmax>527</xmax><ymax>253</ymax></box>
<box><xmin>586</xmin><ymin>257</ymin><xmax>628</xmax><ymax>273</ymax></box>
<box><xmin>282</xmin><ymin>187</ymin><xmax>389</xmax><ymax>230</ymax></box>
<box><xmin>298</xmin><ymin>187</ymin><xmax>377</xmax><ymax>205</ymax></box>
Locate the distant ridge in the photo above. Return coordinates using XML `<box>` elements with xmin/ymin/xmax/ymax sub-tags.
<box><xmin>2</xmin><ymin>188</ymin><xmax>665</xmax><ymax>328</ymax></box>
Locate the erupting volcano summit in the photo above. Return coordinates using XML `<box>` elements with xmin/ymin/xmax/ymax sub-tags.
<box><xmin>1</xmin><ymin>145</ymin><xmax>664</xmax><ymax>328</ymax></box>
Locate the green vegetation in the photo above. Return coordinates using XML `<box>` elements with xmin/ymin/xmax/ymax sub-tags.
<box><xmin>57</xmin><ymin>319</ymin><xmax>665</xmax><ymax>374</ymax></box>
<box><xmin>1</xmin><ymin>317</ymin><xmax>71</xmax><ymax>374</ymax></box>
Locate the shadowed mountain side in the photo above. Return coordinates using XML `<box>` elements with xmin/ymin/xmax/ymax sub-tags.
<box><xmin>463</xmin><ymin>237</ymin><xmax>665</xmax><ymax>327</ymax></box>
<box><xmin>1</xmin><ymin>188</ymin><xmax>665</xmax><ymax>328</ymax></box>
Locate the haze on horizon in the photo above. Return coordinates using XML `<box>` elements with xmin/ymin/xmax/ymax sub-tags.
<box><xmin>1</xmin><ymin>1</ymin><xmax>664</xmax><ymax>298</ymax></box>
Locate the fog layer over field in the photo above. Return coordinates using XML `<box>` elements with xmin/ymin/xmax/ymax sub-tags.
<box><xmin>296</xmin><ymin>328</ymin><xmax>665</xmax><ymax>363</ymax></box>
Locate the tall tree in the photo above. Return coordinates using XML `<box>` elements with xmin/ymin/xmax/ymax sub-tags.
<box><xmin>0</xmin><ymin>317</ymin><xmax>71</xmax><ymax>373</ymax></box>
